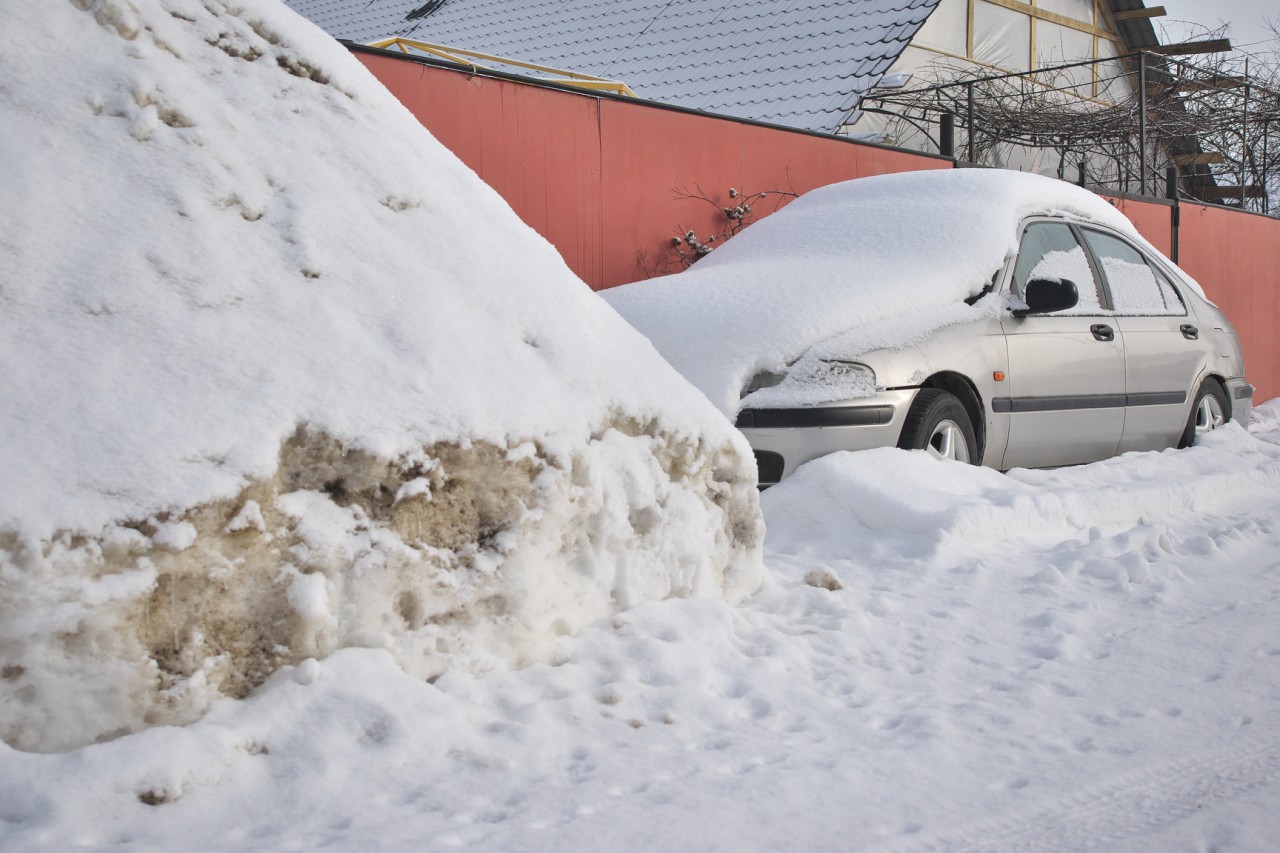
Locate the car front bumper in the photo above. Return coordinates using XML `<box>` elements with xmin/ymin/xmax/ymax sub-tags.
<box><xmin>735</xmin><ymin>388</ymin><xmax>919</xmax><ymax>485</ymax></box>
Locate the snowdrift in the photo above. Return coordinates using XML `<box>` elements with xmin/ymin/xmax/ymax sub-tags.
<box><xmin>0</xmin><ymin>0</ymin><xmax>763</xmax><ymax>752</ymax></box>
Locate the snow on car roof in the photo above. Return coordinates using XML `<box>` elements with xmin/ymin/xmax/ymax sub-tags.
<box><xmin>604</xmin><ymin>169</ymin><xmax>1147</xmax><ymax>417</ymax></box>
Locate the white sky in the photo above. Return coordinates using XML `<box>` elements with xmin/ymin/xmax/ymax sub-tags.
<box><xmin>1155</xmin><ymin>0</ymin><xmax>1277</xmax><ymax>55</ymax></box>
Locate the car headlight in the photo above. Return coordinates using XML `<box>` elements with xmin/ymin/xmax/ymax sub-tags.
<box><xmin>740</xmin><ymin>359</ymin><xmax>877</xmax><ymax>407</ymax></box>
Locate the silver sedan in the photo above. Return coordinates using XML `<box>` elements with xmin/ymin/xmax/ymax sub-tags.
<box><xmin>737</xmin><ymin>215</ymin><xmax>1252</xmax><ymax>483</ymax></box>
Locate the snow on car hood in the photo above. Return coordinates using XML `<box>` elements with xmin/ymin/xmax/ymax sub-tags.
<box><xmin>604</xmin><ymin>169</ymin><xmax>1146</xmax><ymax>417</ymax></box>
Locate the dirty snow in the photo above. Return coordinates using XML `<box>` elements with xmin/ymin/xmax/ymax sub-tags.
<box><xmin>2</xmin><ymin>405</ymin><xmax>1278</xmax><ymax>850</ymax></box>
<box><xmin>0</xmin><ymin>0</ymin><xmax>761</xmax><ymax>753</ymax></box>
<box><xmin>604</xmin><ymin>169</ymin><xmax>1201</xmax><ymax>416</ymax></box>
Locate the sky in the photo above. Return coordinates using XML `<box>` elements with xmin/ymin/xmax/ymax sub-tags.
<box><xmin>1156</xmin><ymin>0</ymin><xmax>1277</xmax><ymax>55</ymax></box>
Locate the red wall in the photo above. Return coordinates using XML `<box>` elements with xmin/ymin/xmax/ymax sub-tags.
<box><xmin>1177</xmin><ymin>204</ymin><xmax>1280</xmax><ymax>402</ymax></box>
<box><xmin>355</xmin><ymin>50</ymin><xmax>1279</xmax><ymax>404</ymax></box>
<box><xmin>355</xmin><ymin>51</ymin><xmax>948</xmax><ymax>288</ymax></box>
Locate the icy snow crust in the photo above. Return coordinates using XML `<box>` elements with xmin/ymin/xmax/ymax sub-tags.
<box><xmin>0</xmin><ymin>0</ymin><xmax>762</xmax><ymax>751</ymax></box>
<box><xmin>2</xmin><ymin>410</ymin><xmax>1279</xmax><ymax>849</ymax></box>
<box><xmin>604</xmin><ymin>169</ymin><xmax>1192</xmax><ymax>416</ymax></box>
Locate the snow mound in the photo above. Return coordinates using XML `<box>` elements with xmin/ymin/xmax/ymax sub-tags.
<box><xmin>0</xmin><ymin>0</ymin><xmax>762</xmax><ymax>752</ymax></box>
<box><xmin>604</xmin><ymin>169</ymin><xmax>1191</xmax><ymax>416</ymax></box>
<box><xmin>762</xmin><ymin>423</ymin><xmax>1280</xmax><ymax>569</ymax></box>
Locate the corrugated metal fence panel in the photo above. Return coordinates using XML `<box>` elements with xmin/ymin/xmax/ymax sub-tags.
<box><xmin>355</xmin><ymin>53</ymin><xmax>605</xmax><ymax>286</ymax></box>
<box><xmin>1177</xmin><ymin>204</ymin><xmax>1280</xmax><ymax>403</ymax></box>
<box><xmin>1109</xmin><ymin>197</ymin><xmax>1174</xmax><ymax>258</ymax></box>
<box><xmin>354</xmin><ymin>52</ymin><xmax>946</xmax><ymax>289</ymax></box>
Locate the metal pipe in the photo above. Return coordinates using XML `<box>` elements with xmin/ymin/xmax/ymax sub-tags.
<box><xmin>940</xmin><ymin>112</ymin><xmax>955</xmax><ymax>157</ymax></box>
<box><xmin>1138</xmin><ymin>52</ymin><xmax>1148</xmax><ymax>196</ymax></box>
<box><xmin>1264</xmin><ymin>119</ymin><xmax>1271</xmax><ymax>216</ymax></box>
<box><xmin>966</xmin><ymin>82</ymin><xmax>976</xmax><ymax>163</ymax></box>
<box><xmin>1242</xmin><ymin>58</ymin><xmax>1250</xmax><ymax>208</ymax></box>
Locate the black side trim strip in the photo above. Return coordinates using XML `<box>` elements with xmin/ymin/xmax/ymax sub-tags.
<box><xmin>1235</xmin><ymin>385</ymin><xmax>1256</xmax><ymax>400</ymax></box>
<box><xmin>1126</xmin><ymin>391</ymin><xmax>1188</xmax><ymax>407</ymax></box>
<box><xmin>736</xmin><ymin>405</ymin><xmax>894</xmax><ymax>429</ymax></box>
<box><xmin>993</xmin><ymin>391</ymin><xmax>1187</xmax><ymax>414</ymax></box>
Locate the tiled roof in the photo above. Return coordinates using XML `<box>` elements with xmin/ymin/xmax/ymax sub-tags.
<box><xmin>283</xmin><ymin>0</ymin><xmax>942</xmax><ymax>132</ymax></box>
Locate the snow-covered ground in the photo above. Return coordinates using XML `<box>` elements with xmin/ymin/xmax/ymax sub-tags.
<box><xmin>5</xmin><ymin>1</ymin><xmax>1279</xmax><ymax>849</ymax></box>
<box><xmin>4</xmin><ymin>405</ymin><xmax>1279</xmax><ymax>851</ymax></box>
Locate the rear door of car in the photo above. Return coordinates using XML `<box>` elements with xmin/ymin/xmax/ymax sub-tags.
<box><xmin>1077</xmin><ymin>228</ymin><xmax>1205</xmax><ymax>452</ymax></box>
<box><xmin>997</xmin><ymin>220</ymin><xmax>1127</xmax><ymax>469</ymax></box>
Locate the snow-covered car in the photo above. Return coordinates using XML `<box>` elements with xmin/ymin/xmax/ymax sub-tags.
<box><xmin>604</xmin><ymin>169</ymin><xmax>1253</xmax><ymax>484</ymax></box>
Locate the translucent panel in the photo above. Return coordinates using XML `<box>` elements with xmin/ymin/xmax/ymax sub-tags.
<box><xmin>1035</xmin><ymin>21</ymin><xmax>1095</xmax><ymax>93</ymax></box>
<box><xmin>1013</xmin><ymin>222</ymin><xmax>1104</xmax><ymax>313</ymax></box>
<box><xmin>1092</xmin><ymin>37</ymin><xmax>1130</xmax><ymax>103</ymax></box>
<box><xmin>1037</xmin><ymin>0</ymin><xmax>1095</xmax><ymax>25</ymax></box>
<box><xmin>1081</xmin><ymin>230</ymin><xmax>1186</xmax><ymax>315</ymax></box>
<box><xmin>912</xmin><ymin>0</ymin><xmax>969</xmax><ymax>55</ymax></box>
<box><xmin>973</xmin><ymin>1</ymin><xmax>1031</xmax><ymax>72</ymax></box>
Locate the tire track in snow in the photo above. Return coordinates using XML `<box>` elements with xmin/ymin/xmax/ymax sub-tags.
<box><xmin>898</xmin><ymin>737</ymin><xmax>1280</xmax><ymax>852</ymax></box>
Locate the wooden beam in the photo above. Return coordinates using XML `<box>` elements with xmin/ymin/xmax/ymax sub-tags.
<box><xmin>1113</xmin><ymin>7</ymin><xmax>1165</xmax><ymax>22</ymax></box>
<box><xmin>1146</xmin><ymin>39</ymin><xmax>1233</xmax><ymax>56</ymax></box>
<box><xmin>982</xmin><ymin>0</ymin><xmax>1115</xmax><ymax>39</ymax></box>
<box><xmin>1173</xmin><ymin>152</ymin><xmax>1227</xmax><ymax>166</ymax></box>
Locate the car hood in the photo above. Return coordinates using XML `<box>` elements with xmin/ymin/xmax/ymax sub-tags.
<box><xmin>604</xmin><ymin>169</ymin><xmax>1155</xmax><ymax>417</ymax></box>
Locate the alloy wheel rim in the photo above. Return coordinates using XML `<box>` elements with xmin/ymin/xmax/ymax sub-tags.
<box><xmin>1195</xmin><ymin>394</ymin><xmax>1225</xmax><ymax>436</ymax></box>
<box><xmin>928</xmin><ymin>419</ymin><xmax>970</xmax><ymax>463</ymax></box>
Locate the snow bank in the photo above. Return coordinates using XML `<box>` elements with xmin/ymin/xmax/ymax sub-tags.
<box><xmin>762</xmin><ymin>422</ymin><xmax>1280</xmax><ymax>570</ymax></box>
<box><xmin>4</xmin><ymin>411</ymin><xmax>1280</xmax><ymax>850</ymax></box>
<box><xmin>604</xmin><ymin>169</ymin><xmax>1185</xmax><ymax>416</ymax></box>
<box><xmin>0</xmin><ymin>0</ymin><xmax>762</xmax><ymax>752</ymax></box>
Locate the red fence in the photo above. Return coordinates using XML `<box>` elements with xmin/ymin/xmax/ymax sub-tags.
<box><xmin>353</xmin><ymin>47</ymin><xmax>1280</xmax><ymax>403</ymax></box>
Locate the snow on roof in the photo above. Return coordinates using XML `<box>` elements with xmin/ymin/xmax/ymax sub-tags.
<box><xmin>281</xmin><ymin>0</ymin><xmax>942</xmax><ymax>132</ymax></box>
<box><xmin>603</xmin><ymin>169</ymin><xmax>1144</xmax><ymax>417</ymax></box>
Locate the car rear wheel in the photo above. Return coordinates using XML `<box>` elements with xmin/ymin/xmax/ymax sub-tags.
<box><xmin>1178</xmin><ymin>379</ymin><xmax>1229</xmax><ymax>449</ymax></box>
<box><xmin>898</xmin><ymin>389</ymin><xmax>977</xmax><ymax>463</ymax></box>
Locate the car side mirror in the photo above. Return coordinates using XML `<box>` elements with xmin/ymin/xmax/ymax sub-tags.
<box><xmin>1015</xmin><ymin>278</ymin><xmax>1079</xmax><ymax>317</ymax></box>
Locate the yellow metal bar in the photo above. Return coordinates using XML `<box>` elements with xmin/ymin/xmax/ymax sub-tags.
<box><xmin>365</xmin><ymin>37</ymin><xmax>638</xmax><ymax>97</ymax></box>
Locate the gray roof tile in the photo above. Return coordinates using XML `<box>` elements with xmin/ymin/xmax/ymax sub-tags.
<box><xmin>283</xmin><ymin>0</ymin><xmax>941</xmax><ymax>132</ymax></box>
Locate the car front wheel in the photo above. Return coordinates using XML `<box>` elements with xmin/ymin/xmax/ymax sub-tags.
<box><xmin>1179</xmin><ymin>378</ymin><xmax>1230</xmax><ymax>448</ymax></box>
<box><xmin>898</xmin><ymin>388</ymin><xmax>977</xmax><ymax>463</ymax></box>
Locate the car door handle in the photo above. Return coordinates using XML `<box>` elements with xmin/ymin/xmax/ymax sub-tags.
<box><xmin>1181</xmin><ymin>324</ymin><xmax>1200</xmax><ymax>340</ymax></box>
<box><xmin>1091</xmin><ymin>324</ymin><xmax>1115</xmax><ymax>342</ymax></box>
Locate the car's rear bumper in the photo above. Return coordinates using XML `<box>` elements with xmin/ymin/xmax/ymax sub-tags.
<box><xmin>736</xmin><ymin>389</ymin><xmax>919</xmax><ymax>485</ymax></box>
<box><xmin>1226</xmin><ymin>377</ymin><xmax>1255</xmax><ymax>427</ymax></box>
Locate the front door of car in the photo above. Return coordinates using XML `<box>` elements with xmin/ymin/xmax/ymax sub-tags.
<box><xmin>1077</xmin><ymin>228</ymin><xmax>1206</xmax><ymax>452</ymax></box>
<box><xmin>997</xmin><ymin>221</ymin><xmax>1127</xmax><ymax>469</ymax></box>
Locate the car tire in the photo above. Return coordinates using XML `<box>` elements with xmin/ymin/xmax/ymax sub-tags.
<box><xmin>1178</xmin><ymin>378</ymin><xmax>1230</xmax><ymax>449</ymax></box>
<box><xmin>898</xmin><ymin>388</ymin><xmax>978</xmax><ymax>463</ymax></box>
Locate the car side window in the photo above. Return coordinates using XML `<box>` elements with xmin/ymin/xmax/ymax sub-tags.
<box><xmin>1080</xmin><ymin>229</ymin><xmax>1186</xmax><ymax>316</ymax></box>
<box><xmin>1011</xmin><ymin>222</ymin><xmax>1105</xmax><ymax>314</ymax></box>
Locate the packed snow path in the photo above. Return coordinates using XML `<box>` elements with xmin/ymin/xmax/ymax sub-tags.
<box><xmin>3</xmin><ymin>409</ymin><xmax>1279</xmax><ymax>851</ymax></box>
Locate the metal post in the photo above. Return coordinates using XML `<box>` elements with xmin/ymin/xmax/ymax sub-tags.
<box><xmin>1165</xmin><ymin>165</ymin><xmax>1178</xmax><ymax>200</ymax></box>
<box><xmin>1078</xmin><ymin>160</ymin><xmax>1087</xmax><ymax>187</ymax></box>
<box><xmin>966</xmin><ymin>81</ymin><xmax>976</xmax><ymax>163</ymax></box>
<box><xmin>1166</xmin><ymin>163</ymin><xmax>1180</xmax><ymax>264</ymax></box>
<box><xmin>940</xmin><ymin>112</ymin><xmax>955</xmax><ymax>158</ymax></box>
<box><xmin>1264</xmin><ymin>119</ymin><xmax>1271</xmax><ymax>216</ymax></box>
<box><xmin>1138</xmin><ymin>52</ymin><xmax>1148</xmax><ymax>196</ymax></box>
<box><xmin>1241</xmin><ymin>58</ymin><xmax>1250</xmax><ymax>208</ymax></box>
